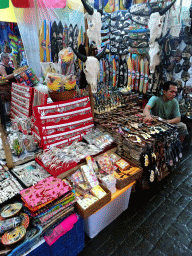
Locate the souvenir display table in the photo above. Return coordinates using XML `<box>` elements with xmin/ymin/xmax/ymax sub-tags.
<box><xmin>0</xmin><ymin>87</ymin><xmax>142</xmax><ymax>256</ymax></box>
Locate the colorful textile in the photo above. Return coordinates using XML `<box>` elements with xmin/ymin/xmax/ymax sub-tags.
<box><xmin>44</xmin><ymin>213</ymin><xmax>78</xmax><ymax>246</ymax></box>
<box><xmin>20</xmin><ymin>177</ymin><xmax>72</xmax><ymax>210</ymax></box>
<box><xmin>38</xmin><ymin>200</ymin><xmax>75</xmax><ymax>224</ymax></box>
<box><xmin>36</xmin><ymin>194</ymin><xmax>75</xmax><ymax>219</ymax></box>
<box><xmin>23</xmin><ymin>192</ymin><xmax>73</xmax><ymax>217</ymax></box>
<box><xmin>22</xmin><ymin>199</ymin><xmax>54</xmax><ymax>213</ymax></box>
<box><xmin>42</xmin><ymin>207</ymin><xmax>74</xmax><ymax>232</ymax></box>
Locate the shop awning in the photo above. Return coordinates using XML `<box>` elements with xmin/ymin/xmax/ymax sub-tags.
<box><xmin>0</xmin><ymin>0</ymin><xmax>16</xmax><ymax>22</ymax></box>
<box><xmin>0</xmin><ymin>0</ymin><xmax>67</xmax><ymax>9</ymax></box>
<box><xmin>0</xmin><ymin>0</ymin><xmax>82</xmax><ymax>22</ymax></box>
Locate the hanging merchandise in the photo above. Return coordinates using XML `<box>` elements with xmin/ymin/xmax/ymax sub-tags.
<box><xmin>104</xmin><ymin>0</ymin><xmax>115</xmax><ymax>13</ymax></box>
<box><xmin>57</xmin><ymin>21</ymin><xmax>64</xmax><ymax>52</ymax></box>
<box><xmin>78</xmin><ymin>26</ymin><xmax>84</xmax><ymax>47</ymax></box>
<box><xmin>103</xmin><ymin>58</ymin><xmax>106</xmax><ymax>88</ymax></box>
<box><xmin>139</xmin><ymin>58</ymin><xmax>144</xmax><ymax>93</ymax></box>
<box><xmin>112</xmin><ymin>57</ymin><xmax>117</xmax><ymax>88</ymax></box>
<box><xmin>131</xmin><ymin>54</ymin><xmax>136</xmax><ymax>90</ymax></box>
<box><xmin>123</xmin><ymin>56</ymin><xmax>128</xmax><ymax>88</ymax></box>
<box><xmin>115</xmin><ymin>55</ymin><xmax>119</xmax><ymax>87</ymax></box>
<box><xmin>105</xmin><ymin>57</ymin><xmax>110</xmax><ymax>88</ymax></box>
<box><xmin>63</xmin><ymin>24</ymin><xmax>68</xmax><ymax>49</ymax></box>
<box><xmin>51</xmin><ymin>21</ymin><xmax>59</xmax><ymax>63</ymax></box>
<box><xmin>39</xmin><ymin>21</ymin><xmax>46</xmax><ymax>63</ymax></box>
<box><xmin>127</xmin><ymin>53</ymin><xmax>132</xmax><ymax>91</ymax></box>
<box><xmin>135</xmin><ymin>55</ymin><xmax>140</xmax><ymax>91</ymax></box>
<box><xmin>46</xmin><ymin>22</ymin><xmax>51</xmax><ymax>62</ymax></box>
<box><xmin>68</xmin><ymin>24</ymin><xmax>73</xmax><ymax>47</ymax></box>
<box><xmin>143</xmin><ymin>58</ymin><xmax>149</xmax><ymax>94</ymax></box>
<box><xmin>73</xmin><ymin>25</ymin><xmax>80</xmax><ymax>50</ymax></box>
<box><xmin>129</xmin><ymin>2</ymin><xmax>162</xmax><ymax>17</ymax></box>
<box><xmin>118</xmin><ymin>56</ymin><xmax>124</xmax><ymax>88</ymax></box>
<box><xmin>109</xmin><ymin>54</ymin><xmax>113</xmax><ymax>89</ymax></box>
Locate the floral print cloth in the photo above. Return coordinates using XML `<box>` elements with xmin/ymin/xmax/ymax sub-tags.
<box><xmin>20</xmin><ymin>177</ymin><xmax>72</xmax><ymax>209</ymax></box>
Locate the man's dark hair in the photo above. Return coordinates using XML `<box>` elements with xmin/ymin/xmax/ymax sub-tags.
<box><xmin>163</xmin><ymin>81</ymin><xmax>177</xmax><ymax>91</ymax></box>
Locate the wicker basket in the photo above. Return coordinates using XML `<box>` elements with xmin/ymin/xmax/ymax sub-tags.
<box><xmin>75</xmin><ymin>185</ymin><xmax>111</xmax><ymax>219</ymax></box>
<box><xmin>49</xmin><ymin>90</ymin><xmax>75</xmax><ymax>102</ymax></box>
<box><xmin>116</xmin><ymin>168</ymin><xmax>143</xmax><ymax>190</ymax></box>
<box><xmin>115</xmin><ymin>157</ymin><xmax>143</xmax><ymax>190</ymax></box>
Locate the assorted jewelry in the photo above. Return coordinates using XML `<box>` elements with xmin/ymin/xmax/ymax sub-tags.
<box><xmin>38</xmin><ymin>96</ymin><xmax>90</xmax><ymax>117</ymax></box>
<box><xmin>83</xmin><ymin>129</ymin><xmax>114</xmax><ymax>150</ymax></box>
<box><xmin>12</xmin><ymin>161</ymin><xmax>50</xmax><ymax>187</ymax></box>
<box><xmin>32</xmin><ymin>96</ymin><xmax>94</xmax><ymax>149</ymax></box>
<box><xmin>37</xmin><ymin>140</ymin><xmax>101</xmax><ymax>174</ymax></box>
<box><xmin>7</xmin><ymin>132</ymin><xmax>38</xmax><ymax>157</ymax></box>
<box><xmin>0</xmin><ymin>171</ymin><xmax>24</xmax><ymax>204</ymax></box>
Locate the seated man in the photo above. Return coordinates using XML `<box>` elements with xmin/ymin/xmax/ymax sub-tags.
<box><xmin>143</xmin><ymin>81</ymin><xmax>188</xmax><ymax>144</ymax></box>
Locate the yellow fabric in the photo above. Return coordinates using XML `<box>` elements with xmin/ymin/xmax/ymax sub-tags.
<box><xmin>67</xmin><ymin>0</ymin><xmax>83</xmax><ymax>11</ymax></box>
<box><xmin>0</xmin><ymin>0</ymin><xmax>16</xmax><ymax>22</ymax></box>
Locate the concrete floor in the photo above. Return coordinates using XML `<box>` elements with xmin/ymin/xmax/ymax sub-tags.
<box><xmin>78</xmin><ymin>148</ymin><xmax>192</xmax><ymax>256</ymax></box>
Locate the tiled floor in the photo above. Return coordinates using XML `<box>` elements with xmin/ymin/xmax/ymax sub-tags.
<box><xmin>78</xmin><ymin>148</ymin><xmax>192</xmax><ymax>256</ymax></box>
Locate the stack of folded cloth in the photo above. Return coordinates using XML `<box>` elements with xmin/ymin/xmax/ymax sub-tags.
<box><xmin>20</xmin><ymin>176</ymin><xmax>76</xmax><ymax>232</ymax></box>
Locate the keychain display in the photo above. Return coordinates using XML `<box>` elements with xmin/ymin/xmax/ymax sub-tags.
<box><xmin>22</xmin><ymin>135</ymin><xmax>38</xmax><ymax>152</ymax></box>
<box><xmin>11</xmin><ymin>116</ymin><xmax>32</xmax><ymax>135</ymax></box>
<box><xmin>7</xmin><ymin>131</ymin><xmax>39</xmax><ymax>162</ymax></box>
<box><xmin>94</xmin><ymin>99</ymin><xmax>181</xmax><ymax>181</ymax></box>
<box><xmin>83</xmin><ymin>129</ymin><xmax>114</xmax><ymax>150</ymax></box>
<box><xmin>36</xmin><ymin>140</ymin><xmax>101</xmax><ymax>176</ymax></box>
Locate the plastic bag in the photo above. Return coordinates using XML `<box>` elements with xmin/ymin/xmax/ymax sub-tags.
<box><xmin>58</xmin><ymin>47</ymin><xmax>74</xmax><ymax>76</ymax></box>
<box><xmin>41</xmin><ymin>62</ymin><xmax>61</xmax><ymax>78</ymax></box>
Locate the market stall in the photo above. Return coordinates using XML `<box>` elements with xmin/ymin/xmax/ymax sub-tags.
<box><xmin>0</xmin><ymin>0</ymin><xmax>191</xmax><ymax>255</ymax></box>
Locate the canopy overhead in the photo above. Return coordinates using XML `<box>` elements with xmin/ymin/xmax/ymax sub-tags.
<box><xmin>0</xmin><ymin>0</ymin><xmax>16</xmax><ymax>22</ymax></box>
<box><xmin>0</xmin><ymin>0</ymin><xmax>83</xmax><ymax>22</ymax></box>
<box><xmin>0</xmin><ymin>0</ymin><xmax>82</xmax><ymax>10</ymax></box>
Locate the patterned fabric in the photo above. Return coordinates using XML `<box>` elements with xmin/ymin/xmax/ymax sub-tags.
<box><xmin>20</xmin><ymin>177</ymin><xmax>72</xmax><ymax>210</ymax></box>
<box><xmin>37</xmin><ymin>193</ymin><xmax>75</xmax><ymax>219</ymax></box>
<box><xmin>23</xmin><ymin>191</ymin><xmax>73</xmax><ymax>217</ymax></box>
<box><xmin>38</xmin><ymin>200</ymin><xmax>75</xmax><ymax>224</ymax></box>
